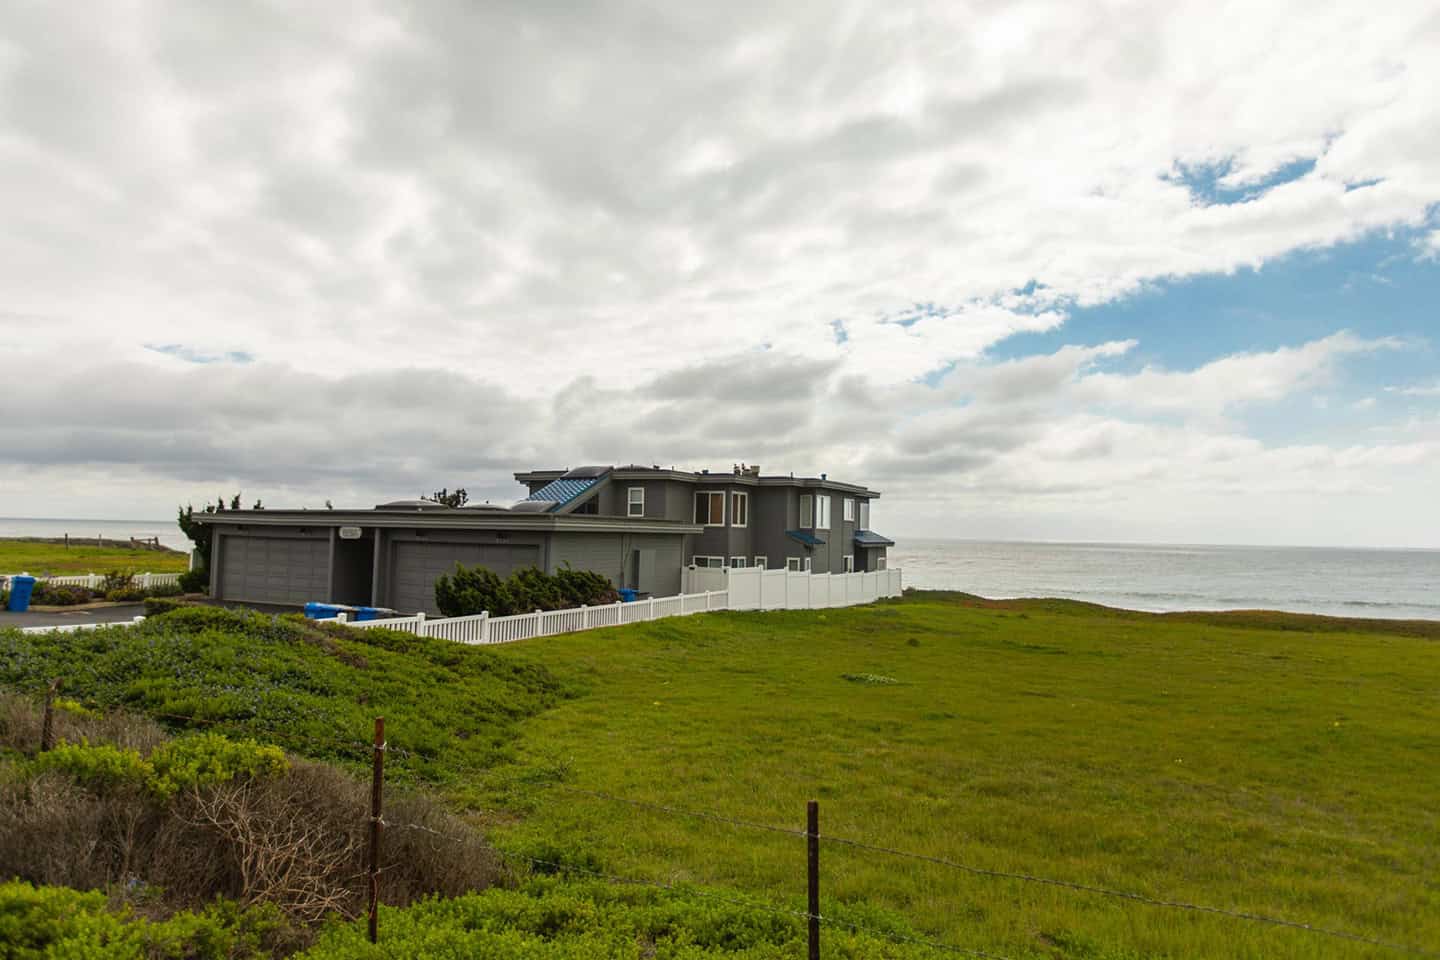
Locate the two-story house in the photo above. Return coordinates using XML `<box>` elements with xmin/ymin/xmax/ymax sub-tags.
<box><xmin>515</xmin><ymin>464</ymin><xmax>893</xmax><ymax>575</ymax></box>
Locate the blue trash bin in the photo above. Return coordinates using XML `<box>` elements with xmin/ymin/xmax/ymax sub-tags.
<box><xmin>7</xmin><ymin>575</ymin><xmax>36</xmax><ymax>612</ymax></box>
<box><xmin>617</xmin><ymin>588</ymin><xmax>638</xmax><ymax>603</ymax></box>
<box><xmin>304</xmin><ymin>602</ymin><xmax>357</xmax><ymax>620</ymax></box>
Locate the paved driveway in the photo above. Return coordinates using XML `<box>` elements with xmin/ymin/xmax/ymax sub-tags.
<box><xmin>0</xmin><ymin>604</ymin><xmax>146</xmax><ymax>629</ymax></box>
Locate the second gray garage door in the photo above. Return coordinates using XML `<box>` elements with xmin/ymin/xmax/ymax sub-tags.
<box><xmin>388</xmin><ymin>541</ymin><xmax>540</xmax><ymax>615</ymax></box>
<box><xmin>219</xmin><ymin>536</ymin><xmax>329</xmax><ymax>605</ymax></box>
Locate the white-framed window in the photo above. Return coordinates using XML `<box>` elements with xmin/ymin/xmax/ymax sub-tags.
<box><xmin>692</xmin><ymin>555</ymin><xmax>724</xmax><ymax>569</ymax></box>
<box><xmin>786</xmin><ymin>557</ymin><xmax>803</xmax><ymax>571</ymax></box>
<box><xmin>731</xmin><ymin>491</ymin><xmax>748</xmax><ymax>527</ymax></box>
<box><xmin>844</xmin><ymin>498</ymin><xmax>855</xmax><ymax>523</ymax></box>
<box><xmin>729</xmin><ymin>556</ymin><xmax>746</xmax><ymax>568</ymax></box>
<box><xmin>816</xmin><ymin>495</ymin><xmax>832</xmax><ymax>528</ymax></box>
<box><xmin>805</xmin><ymin>557</ymin><xmax>813</xmax><ymax>571</ymax></box>
<box><xmin>799</xmin><ymin>494</ymin><xmax>813</xmax><ymax>528</ymax></box>
<box><xmin>627</xmin><ymin>487</ymin><xmax>645</xmax><ymax>517</ymax></box>
<box><xmin>859</xmin><ymin>500</ymin><xmax>870</xmax><ymax>529</ymax></box>
<box><xmin>843</xmin><ymin>555</ymin><xmax>854</xmax><ymax>572</ymax></box>
<box><xmin>694</xmin><ymin>491</ymin><xmax>725</xmax><ymax>526</ymax></box>
<box><xmin>876</xmin><ymin>555</ymin><xmax>887</xmax><ymax>570</ymax></box>
<box><xmin>753</xmin><ymin>556</ymin><xmax>767</xmax><ymax>569</ymax></box>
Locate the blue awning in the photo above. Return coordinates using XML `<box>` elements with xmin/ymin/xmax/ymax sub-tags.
<box><xmin>785</xmin><ymin>529</ymin><xmax>827</xmax><ymax>546</ymax></box>
<box><xmin>853</xmin><ymin>529</ymin><xmax>894</xmax><ymax>547</ymax></box>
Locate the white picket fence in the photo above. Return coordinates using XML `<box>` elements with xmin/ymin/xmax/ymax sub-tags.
<box><xmin>1</xmin><ymin>572</ymin><xmax>182</xmax><ymax>592</ymax></box>
<box><xmin>341</xmin><ymin>566</ymin><xmax>903</xmax><ymax>646</ymax></box>
<box><xmin>19</xmin><ymin>616</ymin><xmax>148</xmax><ymax>635</ymax></box>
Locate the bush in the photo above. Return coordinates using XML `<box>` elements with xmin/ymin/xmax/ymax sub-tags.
<box><xmin>29</xmin><ymin>733</ymin><xmax>287</xmax><ymax>801</ymax></box>
<box><xmin>434</xmin><ymin>564</ymin><xmax>617</xmax><ymax>617</ymax></box>
<box><xmin>147</xmin><ymin>581</ymin><xmax>184</xmax><ymax>598</ymax></box>
<box><xmin>105</xmin><ymin>586</ymin><xmax>148</xmax><ymax>602</ymax></box>
<box><xmin>0</xmin><ymin>881</ymin><xmax>288</xmax><ymax>960</ymax></box>
<box><xmin>144</xmin><ymin>596</ymin><xmax>185</xmax><ymax>616</ymax></box>
<box><xmin>178</xmin><ymin>568</ymin><xmax>209</xmax><ymax>594</ymax></box>
<box><xmin>29</xmin><ymin>582</ymin><xmax>93</xmax><ymax>606</ymax></box>
<box><xmin>102</xmin><ymin>570</ymin><xmax>135</xmax><ymax>593</ymax></box>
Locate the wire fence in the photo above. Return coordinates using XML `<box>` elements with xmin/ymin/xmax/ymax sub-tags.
<box><xmin>12</xmin><ymin>683</ymin><xmax>1438</xmax><ymax>959</ymax></box>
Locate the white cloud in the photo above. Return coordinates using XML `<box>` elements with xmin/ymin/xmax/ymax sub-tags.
<box><xmin>1386</xmin><ymin>381</ymin><xmax>1440</xmax><ymax>397</ymax></box>
<box><xmin>1</xmin><ymin>2</ymin><xmax>1438</xmax><ymax>545</ymax></box>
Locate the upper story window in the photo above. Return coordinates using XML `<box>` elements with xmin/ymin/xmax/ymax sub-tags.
<box><xmin>816</xmin><ymin>494</ymin><xmax>832</xmax><ymax>528</ymax></box>
<box><xmin>694</xmin><ymin>491</ymin><xmax>725</xmax><ymax>526</ymax></box>
<box><xmin>799</xmin><ymin>494</ymin><xmax>813</xmax><ymax>528</ymax></box>
<box><xmin>627</xmin><ymin>487</ymin><xmax>645</xmax><ymax>517</ymax></box>
<box><xmin>859</xmin><ymin>500</ymin><xmax>870</xmax><ymax>529</ymax></box>
<box><xmin>844</xmin><ymin>498</ymin><xmax>855</xmax><ymax>523</ymax></box>
<box><xmin>731</xmin><ymin>491</ymin><xmax>748</xmax><ymax>527</ymax></box>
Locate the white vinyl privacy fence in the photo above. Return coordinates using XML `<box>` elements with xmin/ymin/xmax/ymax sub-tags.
<box><xmin>343</xmin><ymin>566</ymin><xmax>902</xmax><ymax>645</ymax></box>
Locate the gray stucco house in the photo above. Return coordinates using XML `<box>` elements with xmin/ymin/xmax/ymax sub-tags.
<box><xmin>197</xmin><ymin>464</ymin><xmax>892</xmax><ymax>614</ymax></box>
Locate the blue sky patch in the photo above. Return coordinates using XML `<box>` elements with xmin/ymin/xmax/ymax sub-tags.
<box><xmin>145</xmin><ymin>344</ymin><xmax>255</xmax><ymax>364</ymax></box>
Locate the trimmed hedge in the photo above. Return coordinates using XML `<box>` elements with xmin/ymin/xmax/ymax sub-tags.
<box><xmin>435</xmin><ymin>564</ymin><xmax>619</xmax><ymax>617</ymax></box>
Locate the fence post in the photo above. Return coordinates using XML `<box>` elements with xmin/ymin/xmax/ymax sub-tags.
<box><xmin>647</xmin><ymin>596</ymin><xmax>656</xmax><ymax>620</ymax></box>
<box><xmin>581</xmin><ymin>604</ymin><xmax>589</xmax><ymax>629</ymax></box>
<box><xmin>479</xmin><ymin>611</ymin><xmax>489</xmax><ymax>644</ymax></box>
<box><xmin>367</xmin><ymin>717</ymin><xmax>385</xmax><ymax>944</ymax></box>
<box><xmin>704</xmin><ymin>590</ymin><xmax>712</xmax><ymax>611</ymax></box>
<box><xmin>40</xmin><ymin>678</ymin><xmax>62</xmax><ymax>752</ymax></box>
<box><xmin>415</xmin><ymin>611</ymin><xmax>426</xmax><ymax>636</ymax></box>
<box><xmin>807</xmin><ymin>799</ymin><xmax>820</xmax><ymax>960</ymax></box>
<box><xmin>336</xmin><ymin>612</ymin><xmax>349</xmax><ymax>624</ymax></box>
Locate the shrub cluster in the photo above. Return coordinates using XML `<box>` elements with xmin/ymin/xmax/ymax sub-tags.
<box><xmin>434</xmin><ymin>564</ymin><xmax>619</xmax><ymax>617</ymax></box>
<box><xmin>23</xmin><ymin>571</ymin><xmax>196</xmax><ymax>606</ymax></box>
<box><xmin>0</xmin><ymin>696</ymin><xmax>503</xmax><ymax>927</ymax></box>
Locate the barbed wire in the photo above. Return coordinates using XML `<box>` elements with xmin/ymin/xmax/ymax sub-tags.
<box><xmin>384</xmin><ymin>820</ymin><xmax>1014</xmax><ymax>960</ymax></box>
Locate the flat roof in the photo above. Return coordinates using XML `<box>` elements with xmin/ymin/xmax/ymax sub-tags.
<box><xmin>515</xmin><ymin>466</ymin><xmax>880</xmax><ymax>497</ymax></box>
<box><xmin>195</xmin><ymin>509</ymin><xmax>703</xmax><ymax>536</ymax></box>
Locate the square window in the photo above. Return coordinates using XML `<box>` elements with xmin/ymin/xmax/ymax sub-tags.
<box><xmin>694</xmin><ymin>491</ymin><xmax>725</xmax><ymax>525</ymax></box>
<box><xmin>754</xmin><ymin>556</ymin><xmax>766</xmax><ymax>569</ymax></box>
<box><xmin>786</xmin><ymin>557</ymin><xmax>802</xmax><ymax>571</ymax></box>
<box><xmin>729</xmin><ymin>556</ymin><xmax>746</xmax><ymax>568</ymax></box>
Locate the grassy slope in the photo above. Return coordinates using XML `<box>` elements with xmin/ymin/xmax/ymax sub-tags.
<box><xmin>0</xmin><ymin>538</ymin><xmax>189</xmax><ymax>575</ymax></box>
<box><xmin>3</xmin><ymin>597</ymin><xmax>1437</xmax><ymax>959</ymax></box>
<box><xmin>479</xmin><ymin>593</ymin><xmax>1440</xmax><ymax>959</ymax></box>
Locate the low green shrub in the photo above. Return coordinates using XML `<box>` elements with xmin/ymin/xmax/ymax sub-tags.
<box><xmin>434</xmin><ymin>564</ymin><xmax>617</xmax><ymax>617</ymax></box>
<box><xmin>0</xmin><ymin>881</ymin><xmax>287</xmax><ymax>960</ymax></box>
<box><xmin>105</xmin><ymin>585</ymin><xmax>148</xmax><ymax>602</ymax></box>
<box><xmin>29</xmin><ymin>582</ymin><xmax>93</xmax><ymax>606</ymax></box>
<box><xmin>144</xmin><ymin>596</ymin><xmax>185</xmax><ymax>616</ymax></box>
<box><xmin>102</xmin><ymin>570</ymin><xmax>136</xmax><ymax>593</ymax></box>
<box><xmin>178</xmin><ymin>567</ymin><xmax>209</xmax><ymax>594</ymax></box>
<box><xmin>147</xmin><ymin>581</ymin><xmax>184</xmax><ymax>598</ymax></box>
<box><xmin>30</xmin><ymin>733</ymin><xmax>287</xmax><ymax>800</ymax></box>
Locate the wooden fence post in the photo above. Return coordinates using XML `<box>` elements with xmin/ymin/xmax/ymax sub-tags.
<box><xmin>40</xmin><ymin>678</ymin><xmax>62</xmax><ymax>752</ymax></box>
<box><xmin>367</xmin><ymin>717</ymin><xmax>385</xmax><ymax>944</ymax></box>
<box><xmin>807</xmin><ymin>800</ymin><xmax>820</xmax><ymax>960</ymax></box>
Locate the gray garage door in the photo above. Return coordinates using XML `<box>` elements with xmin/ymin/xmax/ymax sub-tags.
<box><xmin>388</xmin><ymin>541</ymin><xmax>540</xmax><ymax>615</ymax></box>
<box><xmin>220</xmin><ymin>536</ymin><xmax>329</xmax><ymax>605</ymax></box>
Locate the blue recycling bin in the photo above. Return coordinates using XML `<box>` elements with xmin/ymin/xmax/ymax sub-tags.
<box><xmin>303</xmin><ymin>602</ymin><xmax>358</xmax><ymax>620</ymax></box>
<box><xmin>7</xmin><ymin>575</ymin><xmax>36</xmax><ymax>612</ymax></box>
<box><xmin>617</xmin><ymin>588</ymin><xmax>638</xmax><ymax>602</ymax></box>
<box><xmin>354</xmin><ymin>607</ymin><xmax>395</xmax><ymax>621</ymax></box>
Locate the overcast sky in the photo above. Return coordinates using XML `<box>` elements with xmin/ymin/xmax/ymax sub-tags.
<box><xmin>2</xmin><ymin>1</ymin><xmax>1438</xmax><ymax>546</ymax></box>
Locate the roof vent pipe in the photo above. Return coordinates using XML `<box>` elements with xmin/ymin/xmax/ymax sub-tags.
<box><xmin>821</xmin><ymin>473</ymin><xmax>827</xmax><ymax>480</ymax></box>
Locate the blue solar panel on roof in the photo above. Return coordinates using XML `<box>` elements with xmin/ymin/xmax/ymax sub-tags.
<box><xmin>524</xmin><ymin>477</ymin><xmax>598</xmax><ymax>509</ymax></box>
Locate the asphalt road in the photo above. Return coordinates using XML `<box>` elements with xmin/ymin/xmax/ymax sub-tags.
<box><xmin>0</xmin><ymin>603</ymin><xmax>147</xmax><ymax>628</ymax></box>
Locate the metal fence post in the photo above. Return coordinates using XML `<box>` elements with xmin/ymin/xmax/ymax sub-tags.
<box><xmin>808</xmin><ymin>799</ymin><xmax>820</xmax><ymax>960</ymax></box>
<box><xmin>367</xmin><ymin>717</ymin><xmax>385</xmax><ymax>944</ymax></box>
<box><xmin>40</xmin><ymin>678</ymin><xmax>62</xmax><ymax>752</ymax></box>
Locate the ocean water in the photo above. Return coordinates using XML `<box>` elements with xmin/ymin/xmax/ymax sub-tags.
<box><xmin>891</xmin><ymin>539</ymin><xmax>1440</xmax><ymax>621</ymax></box>
<box><xmin>0</xmin><ymin>517</ymin><xmax>191</xmax><ymax>553</ymax></box>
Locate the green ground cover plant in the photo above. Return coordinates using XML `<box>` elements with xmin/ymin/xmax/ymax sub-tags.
<box><xmin>0</xmin><ymin>538</ymin><xmax>189</xmax><ymax>575</ymax></box>
<box><xmin>0</xmin><ymin>606</ymin><xmax>569</xmax><ymax>780</ymax></box>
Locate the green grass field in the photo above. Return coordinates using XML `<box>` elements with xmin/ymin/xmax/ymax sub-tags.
<box><xmin>3</xmin><ymin>595</ymin><xmax>1436</xmax><ymax>959</ymax></box>
<box><xmin>0</xmin><ymin>538</ymin><xmax>189</xmax><ymax>575</ymax></box>
<box><xmin>475</xmin><ymin>594</ymin><xmax>1440</xmax><ymax>959</ymax></box>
